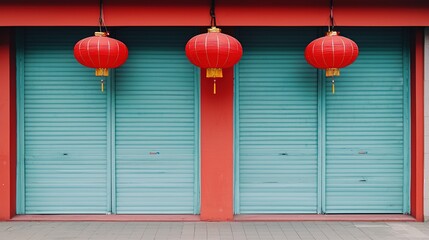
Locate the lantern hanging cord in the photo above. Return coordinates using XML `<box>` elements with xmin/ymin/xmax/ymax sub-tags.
<box><xmin>329</xmin><ymin>0</ymin><xmax>335</xmax><ymax>31</ymax></box>
<box><xmin>99</xmin><ymin>0</ymin><xmax>109</xmax><ymax>35</ymax></box>
<box><xmin>210</xmin><ymin>0</ymin><xmax>217</xmax><ymax>27</ymax></box>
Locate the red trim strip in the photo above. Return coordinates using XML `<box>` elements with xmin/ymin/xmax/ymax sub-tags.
<box><xmin>410</xmin><ymin>28</ymin><xmax>425</xmax><ymax>222</ymax></box>
<box><xmin>234</xmin><ymin>215</ymin><xmax>416</xmax><ymax>222</ymax></box>
<box><xmin>10</xmin><ymin>214</ymin><xmax>416</xmax><ymax>222</ymax></box>
<box><xmin>12</xmin><ymin>215</ymin><xmax>200</xmax><ymax>222</ymax></box>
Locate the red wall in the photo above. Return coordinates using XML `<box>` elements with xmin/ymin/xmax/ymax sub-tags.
<box><xmin>200</xmin><ymin>69</ymin><xmax>234</xmax><ymax>221</ymax></box>
<box><xmin>0</xmin><ymin>28</ymin><xmax>16</xmax><ymax>221</ymax></box>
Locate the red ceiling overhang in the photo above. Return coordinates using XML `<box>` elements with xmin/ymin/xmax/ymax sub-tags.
<box><xmin>0</xmin><ymin>0</ymin><xmax>428</xmax><ymax>26</ymax></box>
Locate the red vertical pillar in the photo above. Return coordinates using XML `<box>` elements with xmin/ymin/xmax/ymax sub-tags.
<box><xmin>0</xmin><ymin>28</ymin><xmax>16</xmax><ymax>220</ymax></box>
<box><xmin>410</xmin><ymin>28</ymin><xmax>424</xmax><ymax>222</ymax></box>
<box><xmin>200</xmin><ymin>68</ymin><xmax>234</xmax><ymax>221</ymax></box>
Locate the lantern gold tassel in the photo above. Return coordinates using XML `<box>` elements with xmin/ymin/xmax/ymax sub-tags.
<box><xmin>213</xmin><ymin>79</ymin><xmax>217</xmax><ymax>94</ymax></box>
<box><xmin>331</xmin><ymin>78</ymin><xmax>335</xmax><ymax>94</ymax></box>
<box><xmin>326</xmin><ymin>68</ymin><xmax>340</xmax><ymax>77</ymax></box>
<box><xmin>101</xmin><ymin>79</ymin><xmax>105</xmax><ymax>93</ymax></box>
<box><xmin>96</xmin><ymin>68</ymin><xmax>109</xmax><ymax>76</ymax></box>
<box><xmin>206</xmin><ymin>68</ymin><xmax>223</xmax><ymax>78</ymax></box>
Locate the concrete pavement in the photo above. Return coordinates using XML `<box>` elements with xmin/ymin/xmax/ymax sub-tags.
<box><xmin>1</xmin><ymin>221</ymin><xmax>429</xmax><ymax>240</ymax></box>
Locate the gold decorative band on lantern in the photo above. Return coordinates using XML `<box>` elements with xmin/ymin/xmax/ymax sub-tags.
<box><xmin>208</xmin><ymin>27</ymin><xmax>221</xmax><ymax>33</ymax></box>
<box><xmin>94</xmin><ymin>32</ymin><xmax>107</xmax><ymax>37</ymax></box>
<box><xmin>326</xmin><ymin>31</ymin><xmax>338</xmax><ymax>36</ymax></box>
<box><xmin>96</xmin><ymin>68</ymin><xmax>109</xmax><ymax>76</ymax></box>
<box><xmin>206</xmin><ymin>68</ymin><xmax>223</xmax><ymax>78</ymax></box>
<box><xmin>326</xmin><ymin>68</ymin><xmax>340</xmax><ymax>77</ymax></box>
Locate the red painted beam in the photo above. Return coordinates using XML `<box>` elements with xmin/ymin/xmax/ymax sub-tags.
<box><xmin>0</xmin><ymin>28</ymin><xmax>16</xmax><ymax>221</ymax></box>
<box><xmin>410</xmin><ymin>28</ymin><xmax>425</xmax><ymax>222</ymax></box>
<box><xmin>200</xmin><ymin>68</ymin><xmax>234</xmax><ymax>221</ymax></box>
<box><xmin>0</xmin><ymin>1</ymin><xmax>428</xmax><ymax>26</ymax></box>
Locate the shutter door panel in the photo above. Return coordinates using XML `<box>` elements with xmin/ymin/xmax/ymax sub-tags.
<box><xmin>237</xmin><ymin>28</ymin><xmax>319</xmax><ymax>213</ymax></box>
<box><xmin>325</xmin><ymin>28</ymin><xmax>408</xmax><ymax>213</ymax></box>
<box><xmin>115</xmin><ymin>28</ymin><xmax>198</xmax><ymax>213</ymax></box>
<box><xmin>23</xmin><ymin>28</ymin><xmax>108</xmax><ymax>213</ymax></box>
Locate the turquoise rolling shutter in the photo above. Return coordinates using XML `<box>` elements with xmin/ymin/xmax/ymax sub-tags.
<box><xmin>236</xmin><ymin>28</ymin><xmax>319</xmax><ymax>213</ymax></box>
<box><xmin>235</xmin><ymin>27</ymin><xmax>409</xmax><ymax>214</ymax></box>
<box><xmin>324</xmin><ymin>28</ymin><xmax>409</xmax><ymax>213</ymax></box>
<box><xmin>20</xmin><ymin>28</ymin><xmax>109</xmax><ymax>213</ymax></box>
<box><xmin>114</xmin><ymin>28</ymin><xmax>199</xmax><ymax>213</ymax></box>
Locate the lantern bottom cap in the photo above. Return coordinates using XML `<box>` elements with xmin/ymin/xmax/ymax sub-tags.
<box><xmin>326</xmin><ymin>68</ymin><xmax>340</xmax><ymax>77</ymax></box>
<box><xmin>206</xmin><ymin>68</ymin><xmax>223</xmax><ymax>78</ymax></box>
<box><xmin>96</xmin><ymin>68</ymin><xmax>109</xmax><ymax>76</ymax></box>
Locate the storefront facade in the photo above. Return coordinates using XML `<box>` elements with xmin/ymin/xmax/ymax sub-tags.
<box><xmin>0</xmin><ymin>0</ymin><xmax>427</xmax><ymax>221</ymax></box>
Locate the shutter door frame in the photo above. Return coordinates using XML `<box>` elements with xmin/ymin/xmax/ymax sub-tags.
<box><xmin>17</xmin><ymin>29</ymin><xmax>24</xmax><ymax>213</ymax></box>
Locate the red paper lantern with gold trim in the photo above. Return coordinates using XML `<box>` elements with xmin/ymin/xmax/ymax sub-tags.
<box><xmin>74</xmin><ymin>32</ymin><xmax>128</xmax><ymax>77</ymax></box>
<box><xmin>185</xmin><ymin>27</ymin><xmax>243</xmax><ymax>79</ymax></box>
<box><xmin>305</xmin><ymin>31</ymin><xmax>359</xmax><ymax>77</ymax></box>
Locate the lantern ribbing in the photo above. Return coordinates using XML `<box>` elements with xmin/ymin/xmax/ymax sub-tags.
<box><xmin>74</xmin><ymin>32</ymin><xmax>128</xmax><ymax>77</ymax></box>
<box><xmin>304</xmin><ymin>31</ymin><xmax>358</xmax><ymax>77</ymax></box>
<box><xmin>185</xmin><ymin>27</ymin><xmax>243</xmax><ymax>78</ymax></box>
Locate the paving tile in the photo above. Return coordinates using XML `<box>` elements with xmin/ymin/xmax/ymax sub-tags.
<box><xmin>314</xmin><ymin>222</ymin><xmax>343</xmax><ymax>240</ymax></box>
<box><xmin>326</xmin><ymin>222</ymin><xmax>359</xmax><ymax>240</ymax></box>
<box><xmin>243</xmin><ymin>222</ymin><xmax>261</xmax><ymax>240</ymax></box>
<box><xmin>354</xmin><ymin>223</ymin><xmax>398</xmax><ymax>240</ymax></box>
<box><xmin>303</xmin><ymin>222</ymin><xmax>329</xmax><ymax>240</ymax></box>
<box><xmin>266</xmin><ymin>222</ymin><xmax>287</xmax><ymax>240</ymax></box>
<box><xmin>279</xmin><ymin>222</ymin><xmax>301</xmax><ymax>240</ymax></box>
<box><xmin>291</xmin><ymin>222</ymin><xmax>316</xmax><ymax>240</ymax></box>
<box><xmin>231</xmin><ymin>222</ymin><xmax>247</xmax><ymax>239</ymax></box>
<box><xmin>339</xmin><ymin>222</ymin><xmax>371</xmax><ymax>240</ymax></box>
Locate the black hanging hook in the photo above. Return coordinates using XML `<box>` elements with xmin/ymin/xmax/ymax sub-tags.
<box><xmin>329</xmin><ymin>0</ymin><xmax>335</xmax><ymax>31</ymax></box>
<box><xmin>210</xmin><ymin>0</ymin><xmax>217</xmax><ymax>27</ymax></box>
<box><xmin>99</xmin><ymin>0</ymin><xmax>109</xmax><ymax>35</ymax></box>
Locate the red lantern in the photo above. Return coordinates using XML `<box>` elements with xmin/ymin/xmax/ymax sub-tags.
<box><xmin>305</xmin><ymin>31</ymin><xmax>358</xmax><ymax>93</ymax></box>
<box><xmin>74</xmin><ymin>32</ymin><xmax>128</xmax><ymax>77</ymax></box>
<box><xmin>305</xmin><ymin>31</ymin><xmax>358</xmax><ymax>77</ymax></box>
<box><xmin>185</xmin><ymin>27</ymin><xmax>243</xmax><ymax>79</ymax></box>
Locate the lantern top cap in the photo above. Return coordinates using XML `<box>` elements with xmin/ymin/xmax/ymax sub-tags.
<box><xmin>326</xmin><ymin>31</ymin><xmax>339</xmax><ymax>36</ymax></box>
<box><xmin>94</xmin><ymin>32</ymin><xmax>108</xmax><ymax>37</ymax></box>
<box><xmin>208</xmin><ymin>27</ymin><xmax>221</xmax><ymax>33</ymax></box>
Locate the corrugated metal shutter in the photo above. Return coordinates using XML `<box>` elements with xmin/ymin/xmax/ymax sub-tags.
<box><xmin>236</xmin><ymin>28</ymin><xmax>320</xmax><ymax>213</ymax></box>
<box><xmin>325</xmin><ymin>28</ymin><xmax>409</xmax><ymax>213</ymax></box>
<box><xmin>114</xmin><ymin>28</ymin><xmax>199</xmax><ymax>213</ymax></box>
<box><xmin>21</xmin><ymin>28</ymin><xmax>109</xmax><ymax>213</ymax></box>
